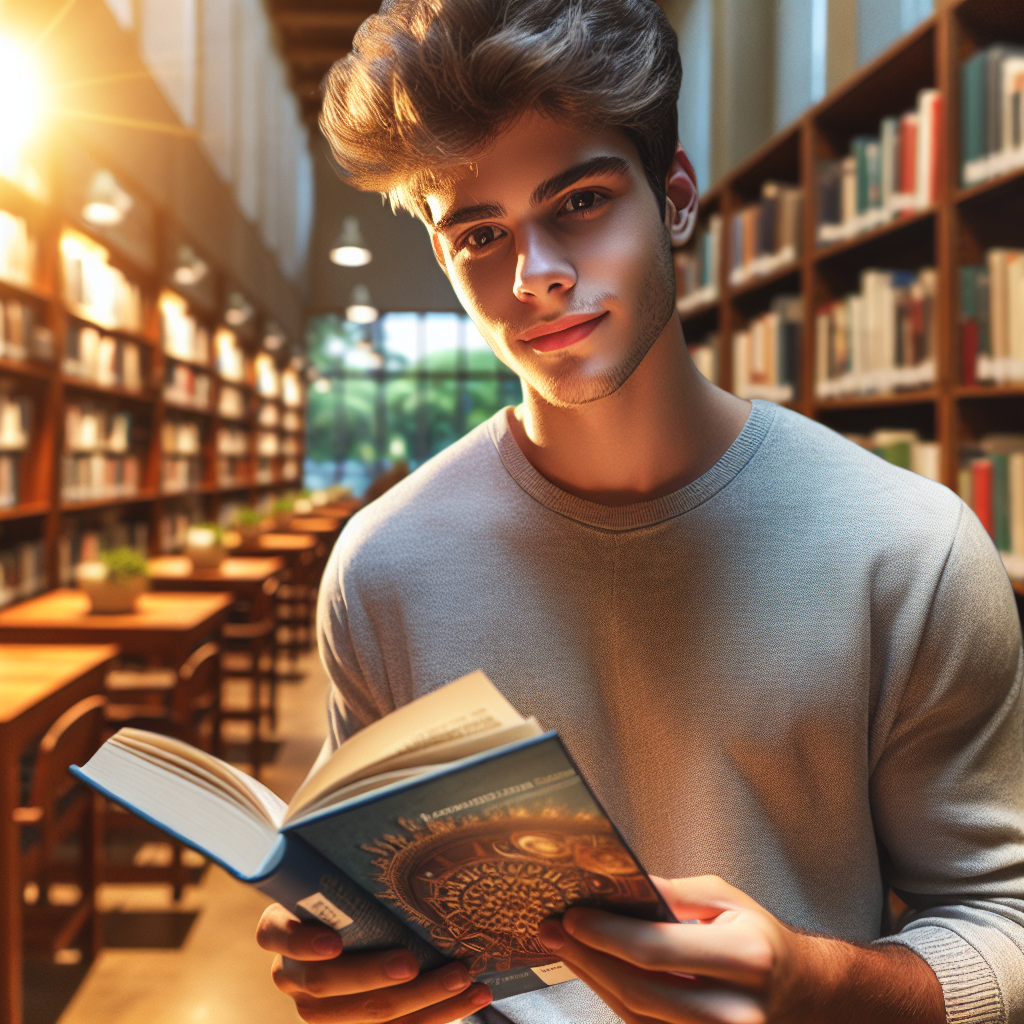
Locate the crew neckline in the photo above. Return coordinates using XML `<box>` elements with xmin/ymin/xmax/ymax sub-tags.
<box><xmin>487</xmin><ymin>399</ymin><xmax>777</xmax><ymax>532</ymax></box>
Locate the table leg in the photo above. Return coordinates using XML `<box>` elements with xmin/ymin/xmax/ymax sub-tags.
<box><xmin>1</xmin><ymin>734</ymin><xmax>23</xmax><ymax>1024</ymax></box>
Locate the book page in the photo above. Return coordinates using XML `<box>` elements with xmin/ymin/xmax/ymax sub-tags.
<box><xmin>286</xmin><ymin>671</ymin><xmax>527</xmax><ymax>822</ymax></box>
<box><xmin>288</xmin><ymin>718</ymin><xmax>545</xmax><ymax>823</ymax></box>
<box><xmin>76</xmin><ymin>741</ymin><xmax>280</xmax><ymax>878</ymax></box>
<box><xmin>112</xmin><ymin>729</ymin><xmax>287</xmax><ymax>826</ymax></box>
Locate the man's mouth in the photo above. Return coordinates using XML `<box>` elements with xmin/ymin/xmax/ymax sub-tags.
<box><xmin>519</xmin><ymin>312</ymin><xmax>609</xmax><ymax>353</ymax></box>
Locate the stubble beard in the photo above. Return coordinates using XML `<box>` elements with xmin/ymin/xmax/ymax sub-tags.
<box><xmin>526</xmin><ymin>233</ymin><xmax>677</xmax><ymax>410</ymax></box>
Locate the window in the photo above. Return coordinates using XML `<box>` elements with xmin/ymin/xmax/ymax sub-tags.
<box><xmin>305</xmin><ymin>313</ymin><xmax>523</xmax><ymax>496</ymax></box>
<box><xmin>140</xmin><ymin>0</ymin><xmax>197</xmax><ymax>128</ymax></box>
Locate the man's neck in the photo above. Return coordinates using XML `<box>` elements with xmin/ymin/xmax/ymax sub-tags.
<box><xmin>507</xmin><ymin>319</ymin><xmax>752</xmax><ymax>506</ymax></box>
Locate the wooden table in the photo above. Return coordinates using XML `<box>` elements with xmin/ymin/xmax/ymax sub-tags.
<box><xmin>316</xmin><ymin>499</ymin><xmax>360</xmax><ymax>519</ymax></box>
<box><xmin>147</xmin><ymin>556</ymin><xmax>285</xmax><ymax>621</ymax></box>
<box><xmin>1</xmin><ymin>643</ymin><xmax>119</xmax><ymax>1024</ymax></box>
<box><xmin>232</xmin><ymin>532</ymin><xmax>318</xmax><ymax>558</ymax></box>
<box><xmin>0</xmin><ymin>591</ymin><xmax>234</xmax><ymax>670</ymax></box>
<box><xmin>288</xmin><ymin>515</ymin><xmax>341</xmax><ymax>536</ymax></box>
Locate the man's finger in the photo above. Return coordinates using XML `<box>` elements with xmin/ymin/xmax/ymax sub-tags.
<box><xmin>542</xmin><ymin>921</ymin><xmax>765</xmax><ymax>1024</ymax></box>
<box><xmin>271</xmin><ymin>947</ymin><xmax>429</xmax><ymax>998</ymax></box>
<box><xmin>257</xmin><ymin>903</ymin><xmax>346</xmax><ymax>960</ymax></box>
<box><xmin>559</xmin><ymin>956</ymin><xmax>663</xmax><ymax>1024</ymax></box>
<box><xmin>560</xmin><ymin>908</ymin><xmax>772</xmax><ymax>989</ymax></box>
<box><xmin>651</xmin><ymin>876</ymin><xmax>764</xmax><ymax>921</ymax></box>
<box><xmin>286</xmin><ymin>968</ymin><xmax>490</xmax><ymax>1023</ymax></box>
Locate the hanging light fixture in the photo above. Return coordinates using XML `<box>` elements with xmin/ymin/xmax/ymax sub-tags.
<box><xmin>345</xmin><ymin>284</ymin><xmax>379</xmax><ymax>324</ymax></box>
<box><xmin>172</xmin><ymin>244</ymin><xmax>209</xmax><ymax>287</ymax></box>
<box><xmin>224</xmin><ymin>291</ymin><xmax>254</xmax><ymax>327</ymax></box>
<box><xmin>82</xmin><ymin>169</ymin><xmax>134</xmax><ymax>227</ymax></box>
<box><xmin>329</xmin><ymin>216</ymin><xmax>372</xmax><ymax>267</ymax></box>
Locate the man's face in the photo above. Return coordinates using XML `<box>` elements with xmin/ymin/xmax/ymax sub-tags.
<box><xmin>426</xmin><ymin>111</ymin><xmax>676</xmax><ymax>408</ymax></box>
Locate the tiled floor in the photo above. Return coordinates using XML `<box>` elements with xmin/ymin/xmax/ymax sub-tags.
<box><xmin>54</xmin><ymin>653</ymin><xmax>333</xmax><ymax>1024</ymax></box>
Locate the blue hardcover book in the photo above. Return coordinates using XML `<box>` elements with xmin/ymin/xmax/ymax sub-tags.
<box><xmin>72</xmin><ymin>671</ymin><xmax>674</xmax><ymax>1001</ymax></box>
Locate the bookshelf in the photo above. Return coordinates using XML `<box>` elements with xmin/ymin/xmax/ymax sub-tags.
<box><xmin>677</xmin><ymin>0</ymin><xmax>1023</xmax><ymax>520</ymax></box>
<box><xmin>0</xmin><ymin>133</ymin><xmax>307</xmax><ymax>604</ymax></box>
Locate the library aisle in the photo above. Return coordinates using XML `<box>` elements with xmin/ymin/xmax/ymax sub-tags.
<box><xmin>53</xmin><ymin>652</ymin><xmax>330</xmax><ymax>1024</ymax></box>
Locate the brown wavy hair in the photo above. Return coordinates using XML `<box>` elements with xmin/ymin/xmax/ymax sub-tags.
<box><xmin>319</xmin><ymin>0</ymin><xmax>681</xmax><ymax>220</ymax></box>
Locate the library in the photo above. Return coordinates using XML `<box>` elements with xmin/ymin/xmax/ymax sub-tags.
<box><xmin>0</xmin><ymin>1</ymin><xmax>1022</xmax><ymax>1023</ymax></box>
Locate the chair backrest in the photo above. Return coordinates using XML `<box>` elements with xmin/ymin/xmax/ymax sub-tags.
<box><xmin>28</xmin><ymin>694</ymin><xmax>108</xmax><ymax>813</ymax></box>
<box><xmin>171</xmin><ymin>641</ymin><xmax>220</xmax><ymax>725</ymax></box>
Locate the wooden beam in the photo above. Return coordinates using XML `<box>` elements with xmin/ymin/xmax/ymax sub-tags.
<box><xmin>273</xmin><ymin>9</ymin><xmax>371</xmax><ymax>31</ymax></box>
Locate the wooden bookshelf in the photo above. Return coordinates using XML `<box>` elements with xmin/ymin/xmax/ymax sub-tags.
<box><xmin>677</xmin><ymin>0</ymin><xmax>1024</xmax><ymax>499</ymax></box>
<box><xmin>0</xmin><ymin>132</ymin><xmax>307</xmax><ymax>597</ymax></box>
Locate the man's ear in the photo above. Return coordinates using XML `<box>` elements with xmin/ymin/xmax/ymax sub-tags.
<box><xmin>429</xmin><ymin>231</ymin><xmax>451</xmax><ymax>280</ymax></box>
<box><xmin>664</xmin><ymin>143</ymin><xmax>699</xmax><ymax>247</ymax></box>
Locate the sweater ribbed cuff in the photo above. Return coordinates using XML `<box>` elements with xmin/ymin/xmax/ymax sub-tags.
<box><xmin>879</xmin><ymin>926</ymin><xmax>1005</xmax><ymax>1023</ymax></box>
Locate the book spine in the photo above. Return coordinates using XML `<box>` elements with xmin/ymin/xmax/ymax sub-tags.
<box><xmin>254</xmin><ymin>832</ymin><xmax>448</xmax><ymax>970</ymax></box>
<box><xmin>1010</xmin><ymin>453</ymin><xmax>1024</xmax><ymax>556</ymax></box>
<box><xmin>962</xmin><ymin>51</ymin><xmax>987</xmax><ymax>178</ymax></box>
<box><xmin>986</xmin><ymin>49</ymin><xmax>1005</xmax><ymax>158</ymax></box>
<box><xmin>900</xmin><ymin>115</ymin><xmax>918</xmax><ymax>202</ymax></box>
<box><xmin>993</xmin><ymin>453</ymin><xmax>1011</xmax><ymax>551</ymax></box>
<box><xmin>973</xmin><ymin>458</ymin><xmax>995</xmax><ymax>539</ymax></box>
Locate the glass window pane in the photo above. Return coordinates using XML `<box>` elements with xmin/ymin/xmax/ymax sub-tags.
<box><xmin>423</xmin><ymin>312</ymin><xmax>461</xmax><ymax>374</ymax></box>
<box><xmin>381</xmin><ymin>313</ymin><xmax>421</xmax><ymax>372</ymax></box>
<box><xmin>422</xmin><ymin>379</ymin><xmax>460</xmax><ymax>457</ymax></box>
<box><xmin>463</xmin><ymin>377</ymin><xmax>500</xmax><ymax>432</ymax></box>
<box><xmin>464</xmin><ymin>317</ymin><xmax>504</xmax><ymax>374</ymax></box>
<box><xmin>384</xmin><ymin>376</ymin><xmax>419</xmax><ymax>464</ymax></box>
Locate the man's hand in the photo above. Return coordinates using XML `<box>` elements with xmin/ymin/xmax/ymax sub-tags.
<box><xmin>257</xmin><ymin>903</ymin><xmax>493</xmax><ymax>1023</ymax></box>
<box><xmin>537</xmin><ymin>875</ymin><xmax>945</xmax><ymax>1024</ymax></box>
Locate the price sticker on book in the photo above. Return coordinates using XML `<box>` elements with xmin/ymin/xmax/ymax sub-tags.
<box><xmin>297</xmin><ymin>892</ymin><xmax>355</xmax><ymax>931</ymax></box>
<box><xmin>530</xmin><ymin>962</ymin><xmax>578</xmax><ymax>986</ymax></box>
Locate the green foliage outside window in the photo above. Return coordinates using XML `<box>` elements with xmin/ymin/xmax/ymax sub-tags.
<box><xmin>305</xmin><ymin>313</ymin><xmax>522</xmax><ymax>493</ymax></box>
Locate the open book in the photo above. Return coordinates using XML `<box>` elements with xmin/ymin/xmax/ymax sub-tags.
<box><xmin>74</xmin><ymin>671</ymin><xmax>672</xmax><ymax>1000</ymax></box>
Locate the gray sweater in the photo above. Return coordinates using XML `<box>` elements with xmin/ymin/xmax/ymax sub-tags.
<box><xmin>317</xmin><ymin>400</ymin><xmax>1024</xmax><ymax>1024</ymax></box>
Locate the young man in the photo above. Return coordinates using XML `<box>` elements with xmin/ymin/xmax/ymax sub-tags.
<box><xmin>257</xmin><ymin>1</ymin><xmax>1024</xmax><ymax>1021</ymax></box>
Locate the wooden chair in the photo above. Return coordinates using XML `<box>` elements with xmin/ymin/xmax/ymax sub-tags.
<box><xmin>104</xmin><ymin>641</ymin><xmax>221</xmax><ymax>752</ymax></box>
<box><xmin>220</xmin><ymin>576</ymin><xmax>280</xmax><ymax>778</ymax></box>
<box><xmin>102</xmin><ymin>643</ymin><xmax>221</xmax><ymax>897</ymax></box>
<box><xmin>14</xmin><ymin>694</ymin><xmax>107</xmax><ymax>965</ymax></box>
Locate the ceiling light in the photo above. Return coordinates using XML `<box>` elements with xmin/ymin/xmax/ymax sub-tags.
<box><xmin>225</xmin><ymin>291</ymin><xmax>254</xmax><ymax>327</ymax></box>
<box><xmin>172</xmin><ymin>244</ymin><xmax>209</xmax><ymax>286</ymax></box>
<box><xmin>345</xmin><ymin>284</ymin><xmax>379</xmax><ymax>324</ymax></box>
<box><xmin>82</xmin><ymin>169</ymin><xmax>134</xmax><ymax>227</ymax></box>
<box><xmin>329</xmin><ymin>216</ymin><xmax>372</xmax><ymax>267</ymax></box>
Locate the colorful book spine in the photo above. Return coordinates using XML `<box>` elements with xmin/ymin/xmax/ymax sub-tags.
<box><xmin>961</xmin><ymin>43</ymin><xmax>1024</xmax><ymax>185</ymax></box>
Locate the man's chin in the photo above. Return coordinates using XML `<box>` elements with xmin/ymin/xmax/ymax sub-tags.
<box><xmin>526</xmin><ymin>363</ymin><xmax>631</xmax><ymax>409</ymax></box>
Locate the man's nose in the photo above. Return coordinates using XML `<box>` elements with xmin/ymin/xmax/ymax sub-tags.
<box><xmin>513</xmin><ymin>227</ymin><xmax>576</xmax><ymax>303</ymax></box>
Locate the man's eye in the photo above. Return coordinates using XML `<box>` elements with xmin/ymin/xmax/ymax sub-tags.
<box><xmin>562</xmin><ymin>190</ymin><xmax>600</xmax><ymax>214</ymax></box>
<box><xmin>464</xmin><ymin>225</ymin><xmax>504</xmax><ymax>250</ymax></box>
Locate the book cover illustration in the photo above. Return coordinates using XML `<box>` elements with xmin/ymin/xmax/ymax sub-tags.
<box><xmin>290</xmin><ymin>733</ymin><xmax>671</xmax><ymax>997</ymax></box>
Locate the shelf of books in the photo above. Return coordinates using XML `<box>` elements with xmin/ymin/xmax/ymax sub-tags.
<box><xmin>673</xmin><ymin>0</ymin><xmax>1024</xmax><ymax>593</ymax></box>
<box><xmin>0</xmin><ymin>133</ymin><xmax>307</xmax><ymax>607</ymax></box>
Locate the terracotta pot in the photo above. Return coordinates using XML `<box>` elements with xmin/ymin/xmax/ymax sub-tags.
<box><xmin>237</xmin><ymin>522</ymin><xmax>263</xmax><ymax>541</ymax></box>
<box><xmin>186</xmin><ymin>544</ymin><xmax>226</xmax><ymax>569</ymax></box>
<box><xmin>80</xmin><ymin>576</ymin><xmax>149</xmax><ymax>614</ymax></box>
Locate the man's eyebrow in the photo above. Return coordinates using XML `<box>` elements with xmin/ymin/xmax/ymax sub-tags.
<box><xmin>433</xmin><ymin>202</ymin><xmax>506</xmax><ymax>232</ymax></box>
<box><xmin>531</xmin><ymin>156</ymin><xmax>631</xmax><ymax>205</ymax></box>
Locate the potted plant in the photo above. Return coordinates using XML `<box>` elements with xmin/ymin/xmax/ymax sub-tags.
<box><xmin>75</xmin><ymin>547</ymin><xmax>149</xmax><ymax>613</ymax></box>
<box><xmin>271</xmin><ymin>495</ymin><xmax>295</xmax><ymax>528</ymax></box>
<box><xmin>234</xmin><ymin>507</ymin><xmax>265</xmax><ymax>542</ymax></box>
<box><xmin>185</xmin><ymin>522</ymin><xmax>226</xmax><ymax>569</ymax></box>
<box><xmin>292</xmin><ymin>489</ymin><xmax>314</xmax><ymax>516</ymax></box>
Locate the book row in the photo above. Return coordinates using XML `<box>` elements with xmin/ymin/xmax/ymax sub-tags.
<box><xmin>814</xmin><ymin>267</ymin><xmax>937</xmax><ymax>399</ymax></box>
<box><xmin>960</xmin><ymin>249</ymin><xmax>1024</xmax><ymax>386</ymax></box>
<box><xmin>0</xmin><ymin>298</ymin><xmax>54</xmax><ymax>361</ymax></box>
<box><xmin>729</xmin><ymin>182</ymin><xmax>802</xmax><ymax>286</ymax></box>
<box><xmin>161</xmin><ymin>455</ymin><xmax>202</xmax><ymax>494</ymax></box>
<box><xmin>731</xmin><ymin>295</ymin><xmax>801</xmax><ymax>403</ymax></box>
<box><xmin>674</xmin><ymin>215</ymin><xmax>721</xmax><ymax>314</ymax></box>
<box><xmin>817</xmin><ymin>88</ymin><xmax>941</xmax><ymax>245</ymax></box>
<box><xmin>844</xmin><ymin>429</ymin><xmax>941</xmax><ymax>482</ymax></box>
<box><xmin>61</xmin><ymin>230</ymin><xmax>143</xmax><ymax>334</ymax></box>
<box><xmin>0</xmin><ymin>209</ymin><xmax>36</xmax><ymax>288</ymax></box>
<box><xmin>64</xmin><ymin>404</ymin><xmax>132</xmax><ymax>455</ymax></box>
<box><xmin>61</xmin><ymin>452</ymin><xmax>141</xmax><ymax>503</ymax></box>
<box><xmin>958</xmin><ymin>434</ymin><xmax>1024</xmax><ymax>579</ymax></box>
<box><xmin>961</xmin><ymin>44</ymin><xmax>1024</xmax><ymax>187</ymax></box>
<box><xmin>64</xmin><ymin>322</ymin><xmax>144</xmax><ymax>391</ymax></box>
<box><xmin>0</xmin><ymin>540</ymin><xmax>45</xmax><ymax>609</ymax></box>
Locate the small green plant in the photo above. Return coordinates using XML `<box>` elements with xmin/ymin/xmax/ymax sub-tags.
<box><xmin>235</xmin><ymin>508</ymin><xmax>264</xmax><ymax>527</ymax></box>
<box><xmin>272</xmin><ymin>495</ymin><xmax>295</xmax><ymax>514</ymax></box>
<box><xmin>100</xmin><ymin>547</ymin><xmax>148</xmax><ymax>582</ymax></box>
